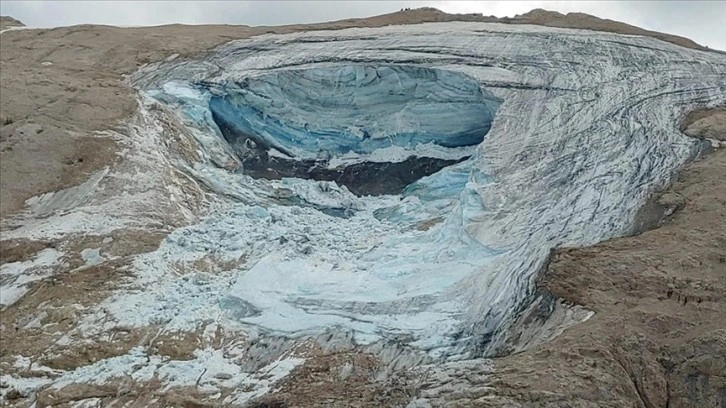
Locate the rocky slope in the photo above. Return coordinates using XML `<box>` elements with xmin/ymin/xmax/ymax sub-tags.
<box><xmin>0</xmin><ymin>16</ymin><xmax>24</xmax><ymax>31</ymax></box>
<box><xmin>1</xmin><ymin>9</ymin><xmax>724</xmax><ymax>408</ymax></box>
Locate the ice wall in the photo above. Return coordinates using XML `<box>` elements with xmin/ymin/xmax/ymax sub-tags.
<box><xmin>209</xmin><ymin>65</ymin><xmax>498</xmax><ymax>157</ymax></box>
<box><xmin>129</xmin><ymin>22</ymin><xmax>726</xmax><ymax>358</ymax></box>
<box><xmin>207</xmin><ymin>65</ymin><xmax>500</xmax><ymax>195</ymax></box>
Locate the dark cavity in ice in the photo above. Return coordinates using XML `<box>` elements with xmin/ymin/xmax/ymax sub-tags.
<box><xmin>207</xmin><ymin>65</ymin><xmax>500</xmax><ymax>195</ymax></box>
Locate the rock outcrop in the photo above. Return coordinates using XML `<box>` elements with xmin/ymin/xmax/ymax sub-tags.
<box><xmin>0</xmin><ymin>16</ymin><xmax>24</xmax><ymax>31</ymax></box>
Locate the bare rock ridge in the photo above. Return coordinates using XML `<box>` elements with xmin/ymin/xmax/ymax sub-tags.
<box><xmin>341</xmin><ymin>7</ymin><xmax>708</xmax><ymax>51</ymax></box>
<box><xmin>0</xmin><ymin>16</ymin><xmax>24</xmax><ymax>31</ymax></box>
<box><xmin>682</xmin><ymin>107</ymin><xmax>726</xmax><ymax>141</ymax></box>
<box><xmin>0</xmin><ymin>7</ymin><xmax>724</xmax><ymax>408</ymax></box>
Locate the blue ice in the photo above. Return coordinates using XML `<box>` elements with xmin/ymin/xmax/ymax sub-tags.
<box><xmin>206</xmin><ymin>65</ymin><xmax>500</xmax><ymax>161</ymax></box>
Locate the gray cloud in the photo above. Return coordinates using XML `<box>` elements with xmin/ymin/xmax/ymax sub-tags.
<box><xmin>1</xmin><ymin>1</ymin><xmax>724</xmax><ymax>50</ymax></box>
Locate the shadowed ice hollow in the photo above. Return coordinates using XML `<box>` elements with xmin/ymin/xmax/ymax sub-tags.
<box><xmin>208</xmin><ymin>65</ymin><xmax>500</xmax><ymax>195</ymax></box>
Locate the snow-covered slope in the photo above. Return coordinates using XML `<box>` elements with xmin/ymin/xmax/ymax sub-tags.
<box><xmin>115</xmin><ymin>22</ymin><xmax>726</xmax><ymax>359</ymax></box>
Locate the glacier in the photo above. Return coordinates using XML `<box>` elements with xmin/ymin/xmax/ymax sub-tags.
<box><xmin>125</xmin><ymin>22</ymin><xmax>726</xmax><ymax>359</ymax></box>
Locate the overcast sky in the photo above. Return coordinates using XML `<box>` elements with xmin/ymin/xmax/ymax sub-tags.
<box><xmin>2</xmin><ymin>1</ymin><xmax>724</xmax><ymax>50</ymax></box>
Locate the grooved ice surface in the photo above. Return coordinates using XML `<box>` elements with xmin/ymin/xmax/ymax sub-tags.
<box><xmin>204</xmin><ymin>65</ymin><xmax>500</xmax><ymax>195</ymax></box>
<box><xmin>209</xmin><ymin>65</ymin><xmax>499</xmax><ymax>159</ymax></box>
<box><xmin>130</xmin><ymin>22</ymin><xmax>726</xmax><ymax>357</ymax></box>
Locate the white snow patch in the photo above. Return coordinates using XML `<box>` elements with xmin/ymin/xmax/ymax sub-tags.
<box><xmin>25</xmin><ymin>169</ymin><xmax>108</xmax><ymax>218</ymax></box>
<box><xmin>80</xmin><ymin>248</ymin><xmax>104</xmax><ymax>267</ymax></box>
<box><xmin>0</xmin><ymin>248</ymin><xmax>63</xmax><ymax>307</ymax></box>
<box><xmin>162</xmin><ymin>81</ymin><xmax>205</xmax><ymax>101</ymax></box>
<box><xmin>225</xmin><ymin>356</ymin><xmax>306</xmax><ymax>405</ymax></box>
<box><xmin>0</xmin><ymin>374</ymin><xmax>54</xmax><ymax>401</ymax></box>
